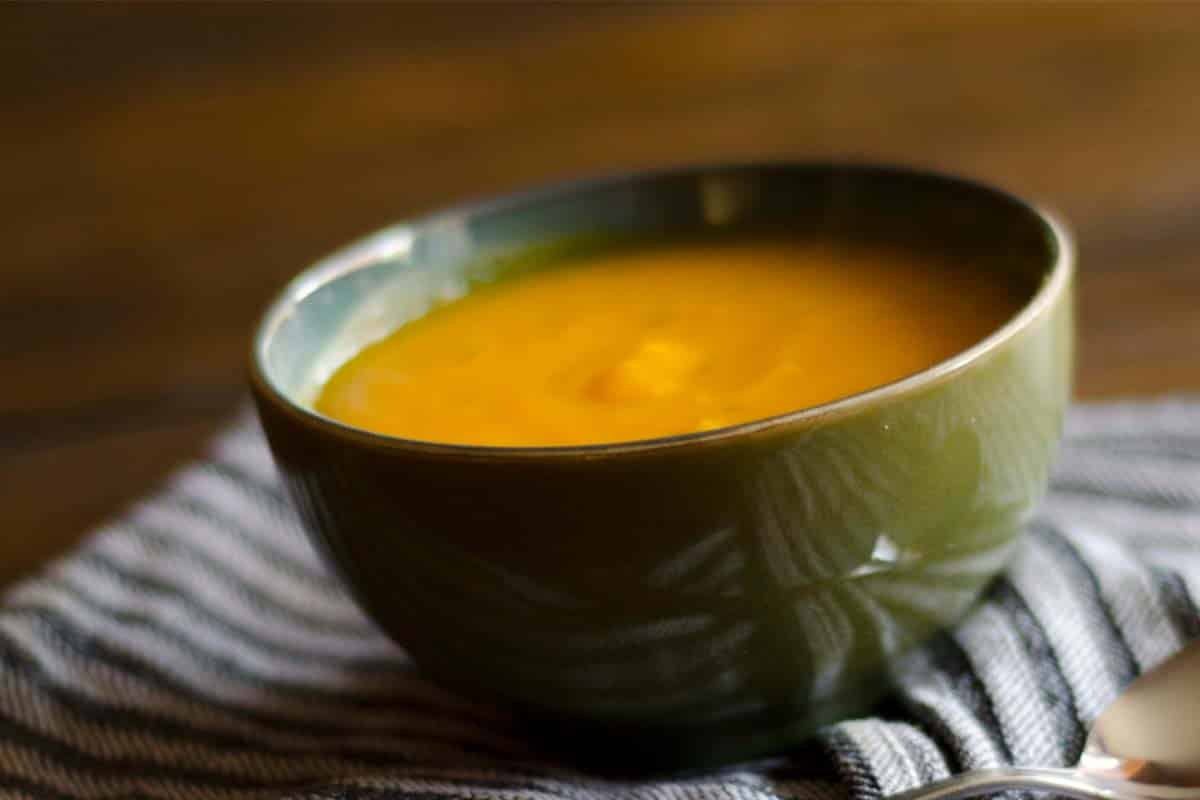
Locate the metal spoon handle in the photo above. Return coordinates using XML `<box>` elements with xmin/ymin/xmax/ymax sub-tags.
<box><xmin>886</xmin><ymin>767</ymin><xmax>1200</xmax><ymax>800</ymax></box>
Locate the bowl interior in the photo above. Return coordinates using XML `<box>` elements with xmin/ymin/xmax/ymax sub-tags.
<box><xmin>257</xmin><ymin>163</ymin><xmax>1059</xmax><ymax>419</ymax></box>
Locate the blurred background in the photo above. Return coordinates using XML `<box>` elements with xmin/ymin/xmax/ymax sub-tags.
<box><xmin>4</xmin><ymin>3</ymin><xmax>1199</xmax><ymax>585</ymax></box>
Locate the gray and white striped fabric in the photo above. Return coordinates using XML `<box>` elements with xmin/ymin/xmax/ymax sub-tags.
<box><xmin>3</xmin><ymin>400</ymin><xmax>1198</xmax><ymax>799</ymax></box>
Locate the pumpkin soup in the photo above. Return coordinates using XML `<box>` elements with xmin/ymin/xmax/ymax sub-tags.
<box><xmin>314</xmin><ymin>238</ymin><xmax>1023</xmax><ymax>446</ymax></box>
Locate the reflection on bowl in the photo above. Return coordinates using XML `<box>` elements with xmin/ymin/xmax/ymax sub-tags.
<box><xmin>250</xmin><ymin>162</ymin><xmax>1074</xmax><ymax>771</ymax></box>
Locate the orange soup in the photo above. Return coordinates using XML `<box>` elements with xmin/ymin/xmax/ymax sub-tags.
<box><xmin>314</xmin><ymin>238</ymin><xmax>1023</xmax><ymax>446</ymax></box>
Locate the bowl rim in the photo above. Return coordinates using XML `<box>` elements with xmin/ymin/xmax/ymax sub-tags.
<box><xmin>250</xmin><ymin>160</ymin><xmax>1074</xmax><ymax>461</ymax></box>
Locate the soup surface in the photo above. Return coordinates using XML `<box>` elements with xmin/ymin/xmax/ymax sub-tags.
<box><xmin>315</xmin><ymin>238</ymin><xmax>1024</xmax><ymax>446</ymax></box>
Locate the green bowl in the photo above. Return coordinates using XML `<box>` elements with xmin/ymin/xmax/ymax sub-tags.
<box><xmin>250</xmin><ymin>162</ymin><xmax>1074</xmax><ymax>772</ymax></box>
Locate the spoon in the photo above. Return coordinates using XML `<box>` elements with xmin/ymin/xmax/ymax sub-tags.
<box><xmin>889</xmin><ymin>639</ymin><xmax>1200</xmax><ymax>800</ymax></box>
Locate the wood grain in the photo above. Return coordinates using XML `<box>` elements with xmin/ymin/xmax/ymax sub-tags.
<box><xmin>3</xmin><ymin>4</ymin><xmax>1199</xmax><ymax>584</ymax></box>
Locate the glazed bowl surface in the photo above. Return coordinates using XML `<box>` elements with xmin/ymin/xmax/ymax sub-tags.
<box><xmin>250</xmin><ymin>162</ymin><xmax>1074</xmax><ymax>771</ymax></box>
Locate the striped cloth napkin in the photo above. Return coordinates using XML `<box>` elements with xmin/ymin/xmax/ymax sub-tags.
<box><xmin>2</xmin><ymin>400</ymin><xmax>1198</xmax><ymax>799</ymax></box>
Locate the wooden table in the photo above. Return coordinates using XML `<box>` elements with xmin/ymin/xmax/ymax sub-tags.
<box><xmin>4</xmin><ymin>4</ymin><xmax>1199</xmax><ymax>586</ymax></box>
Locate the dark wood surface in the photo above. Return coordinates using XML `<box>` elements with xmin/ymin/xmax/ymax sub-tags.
<box><xmin>4</xmin><ymin>4</ymin><xmax>1200</xmax><ymax>586</ymax></box>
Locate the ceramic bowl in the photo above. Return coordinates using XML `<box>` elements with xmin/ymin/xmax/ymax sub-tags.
<box><xmin>250</xmin><ymin>162</ymin><xmax>1074</xmax><ymax>771</ymax></box>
